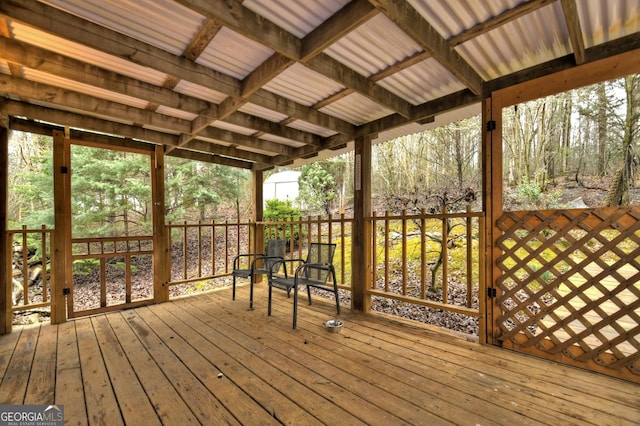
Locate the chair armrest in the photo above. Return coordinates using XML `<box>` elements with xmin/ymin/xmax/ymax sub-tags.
<box><xmin>233</xmin><ymin>253</ymin><xmax>264</xmax><ymax>269</ymax></box>
<box><xmin>294</xmin><ymin>262</ymin><xmax>334</xmax><ymax>276</ymax></box>
<box><xmin>268</xmin><ymin>258</ymin><xmax>304</xmax><ymax>279</ymax></box>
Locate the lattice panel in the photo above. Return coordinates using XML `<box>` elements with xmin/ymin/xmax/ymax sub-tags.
<box><xmin>495</xmin><ymin>207</ymin><xmax>640</xmax><ymax>382</ymax></box>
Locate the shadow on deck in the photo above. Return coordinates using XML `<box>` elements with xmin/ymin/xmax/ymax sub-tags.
<box><xmin>1</xmin><ymin>284</ymin><xmax>639</xmax><ymax>425</ymax></box>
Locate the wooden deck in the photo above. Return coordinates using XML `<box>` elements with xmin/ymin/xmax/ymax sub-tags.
<box><xmin>0</xmin><ymin>284</ymin><xmax>639</xmax><ymax>426</ymax></box>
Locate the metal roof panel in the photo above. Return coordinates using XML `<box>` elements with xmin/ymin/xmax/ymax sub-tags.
<box><xmin>239</xmin><ymin>103</ymin><xmax>289</xmax><ymax>123</ymax></box>
<box><xmin>10</xmin><ymin>21</ymin><xmax>169</xmax><ymax>86</ymax></box>
<box><xmin>242</xmin><ymin>0</ymin><xmax>351</xmax><ymax>38</ymax></box>
<box><xmin>173</xmin><ymin>80</ymin><xmax>227</xmax><ymax>104</ymax></box>
<box><xmin>319</xmin><ymin>92</ymin><xmax>393</xmax><ymax>126</ymax></box>
<box><xmin>378</xmin><ymin>58</ymin><xmax>466</xmax><ymax>105</ymax></box>
<box><xmin>263</xmin><ymin>63</ymin><xmax>345</xmax><ymax>106</ymax></box>
<box><xmin>196</xmin><ymin>27</ymin><xmax>274</xmax><ymax>80</ymax></box>
<box><xmin>23</xmin><ymin>68</ymin><xmax>149</xmax><ymax>110</ymax></box>
<box><xmin>40</xmin><ymin>0</ymin><xmax>205</xmax><ymax>55</ymax></box>
<box><xmin>325</xmin><ymin>14</ymin><xmax>422</xmax><ymax>77</ymax></box>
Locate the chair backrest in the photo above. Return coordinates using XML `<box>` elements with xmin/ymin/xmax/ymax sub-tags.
<box><xmin>303</xmin><ymin>243</ymin><xmax>336</xmax><ymax>282</ymax></box>
<box><xmin>264</xmin><ymin>239</ymin><xmax>286</xmax><ymax>270</ymax></box>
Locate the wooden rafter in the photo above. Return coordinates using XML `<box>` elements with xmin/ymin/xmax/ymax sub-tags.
<box><xmin>183</xmin><ymin>18</ymin><xmax>222</xmax><ymax>62</ymax></box>
<box><xmin>0</xmin><ymin>74</ymin><xmax>192</xmax><ymax>133</ymax></box>
<box><xmin>448</xmin><ymin>0</ymin><xmax>556</xmax><ymax>47</ymax></box>
<box><xmin>560</xmin><ymin>0</ymin><xmax>586</xmax><ymax>65</ymax></box>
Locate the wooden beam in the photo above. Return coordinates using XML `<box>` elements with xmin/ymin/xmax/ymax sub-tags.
<box><xmin>172</xmin><ymin>0</ymin><xmax>300</xmax><ymax>59</ymax></box>
<box><xmin>494</xmin><ymin>46</ymin><xmax>640</xmax><ymax>107</ymax></box>
<box><xmin>183</xmin><ymin>18</ymin><xmax>222</xmax><ymax>61</ymax></box>
<box><xmin>301</xmin><ymin>0</ymin><xmax>379</xmax><ymax>61</ymax></box>
<box><xmin>198</xmin><ymin>127</ymin><xmax>295</xmax><ymax>156</ymax></box>
<box><xmin>241</xmin><ymin>53</ymin><xmax>294</xmax><ymax>98</ymax></box>
<box><xmin>169</xmin><ymin>148</ymin><xmax>253</xmax><ymax>168</ymax></box>
<box><xmin>0</xmin><ymin>37</ymin><xmax>213</xmax><ymax>116</ymax></box>
<box><xmin>0</xmin><ymin>100</ymin><xmax>180</xmax><ymax>147</ymax></box>
<box><xmin>369</xmin><ymin>0</ymin><xmax>484</xmax><ymax>95</ymax></box>
<box><xmin>305</xmin><ymin>54</ymin><xmax>412</xmax><ymax>118</ymax></box>
<box><xmin>182</xmin><ymin>139</ymin><xmax>273</xmax><ymax>164</ymax></box>
<box><xmin>448</xmin><ymin>0</ymin><xmax>555</xmax><ymax>47</ymax></box>
<box><xmin>1</xmin><ymin>0</ymin><xmax>343</xmax><ymax>140</ymax></box>
<box><xmin>560</xmin><ymin>0</ymin><xmax>586</xmax><ymax>65</ymax></box>
<box><xmin>249</xmin><ymin>89</ymin><xmax>354</xmax><ymax>136</ymax></box>
<box><xmin>225</xmin><ymin>112</ymin><xmax>323</xmax><ymax>147</ymax></box>
<box><xmin>0</xmin><ymin>74</ymin><xmax>192</xmax><ymax>133</ymax></box>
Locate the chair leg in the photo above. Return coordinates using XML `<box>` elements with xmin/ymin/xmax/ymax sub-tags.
<box><xmin>248</xmin><ymin>274</ymin><xmax>254</xmax><ymax>310</ymax></box>
<box><xmin>232</xmin><ymin>275</ymin><xmax>236</xmax><ymax>300</ymax></box>
<box><xmin>293</xmin><ymin>283</ymin><xmax>298</xmax><ymax>329</ymax></box>
<box><xmin>307</xmin><ymin>285</ymin><xmax>313</xmax><ymax>305</ymax></box>
<box><xmin>333</xmin><ymin>283</ymin><xmax>340</xmax><ymax>315</ymax></box>
<box><xmin>268</xmin><ymin>284</ymin><xmax>273</xmax><ymax>316</ymax></box>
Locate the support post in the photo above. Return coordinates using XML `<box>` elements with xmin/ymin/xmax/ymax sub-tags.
<box><xmin>482</xmin><ymin>94</ymin><xmax>504</xmax><ymax>345</ymax></box>
<box><xmin>152</xmin><ymin>145</ymin><xmax>169</xmax><ymax>302</ymax></box>
<box><xmin>0</xmin><ymin>125</ymin><xmax>9</xmax><ymax>333</ymax></box>
<box><xmin>252</xmin><ymin>170</ymin><xmax>264</xmax><ymax>279</ymax></box>
<box><xmin>51</xmin><ymin>130</ymin><xmax>69</xmax><ymax>323</ymax></box>
<box><xmin>351</xmin><ymin>136</ymin><xmax>372</xmax><ymax>312</ymax></box>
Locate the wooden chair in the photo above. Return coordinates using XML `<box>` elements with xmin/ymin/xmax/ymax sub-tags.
<box><xmin>267</xmin><ymin>242</ymin><xmax>339</xmax><ymax>329</ymax></box>
<box><xmin>232</xmin><ymin>239</ymin><xmax>286</xmax><ymax>309</ymax></box>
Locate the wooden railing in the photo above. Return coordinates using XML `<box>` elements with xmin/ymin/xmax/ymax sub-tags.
<box><xmin>368</xmin><ymin>207</ymin><xmax>484</xmax><ymax>318</ymax></box>
<box><xmin>165</xmin><ymin>211</ymin><xmax>483</xmax><ymax>323</ymax></box>
<box><xmin>7</xmin><ymin>225</ymin><xmax>54</xmax><ymax>314</ymax></box>
<box><xmin>166</xmin><ymin>220</ymin><xmax>253</xmax><ymax>289</ymax></box>
<box><xmin>69</xmin><ymin>235</ymin><xmax>154</xmax><ymax>317</ymax></box>
<box><xmin>166</xmin><ymin>215</ymin><xmax>353</xmax><ymax>293</ymax></box>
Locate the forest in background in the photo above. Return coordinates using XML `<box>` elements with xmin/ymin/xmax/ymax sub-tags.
<box><xmin>6</xmin><ymin>73</ymin><xmax>640</xmax><ymax>236</ymax></box>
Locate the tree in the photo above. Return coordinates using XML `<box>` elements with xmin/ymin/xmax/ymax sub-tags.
<box><xmin>297</xmin><ymin>162</ymin><xmax>337</xmax><ymax>216</ymax></box>
<box><xmin>604</xmin><ymin>75</ymin><xmax>640</xmax><ymax>206</ymax></box>
<box><xmin>164</xmin><ymin>157</ymin><xmax>249</xmax><ymax>221</ymax></box>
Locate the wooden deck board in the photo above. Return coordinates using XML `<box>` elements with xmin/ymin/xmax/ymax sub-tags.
<box><xmin>0</xmin><ymin>284</ymin><xmax>638</xmax><ymax>425</ymax></box>
<box><xmin>55</xmin><ymin>321</ymin><xmax>87</xmax><ymax>426</ymax></box>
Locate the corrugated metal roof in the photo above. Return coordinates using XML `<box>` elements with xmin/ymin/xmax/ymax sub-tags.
<box><xmin>409</xmin><ymin>0</ymin><xmax>524</xmax><ymax>39</ymax></box>
<box><xmin>155</xmin><ymin>106</ymin><xmax>198</xmax><ymax>121</ymax></box>
<box><xmin>40</xmin><ymin>0</ymin><xmax>204</xmax><ymax>55</ymax></box>
<box><xmin>325</xmin><ymin>14</ymin><xmax>422</xmax><ymax>77</ymax></box>
<box><xmin>173</xmin><ymin>80</ymin><xmax>227</xmax><ymax>104</ymax></box>
<box><xmin>260</xmin><ymin>133</ymin><xmax>305</xmax><ymax>148</ymax></box>
<box><xmin>378</xmin><ymin>58</ymin><xmax>467</xmax><ymax>105</ymax></box>
<box><xmin>263</xmin><ymin>63</ymin><xmax>345</xmax><ymax>107</ymax></box>
<box><xmin>239</xmin><ymin>103</ymin><xmax>289</xmax><ymax>123</ymax></box>
<box><xmin>464</xmin><ymin>3</ymin><xmax>568</xmax><ymax>79</ymax></box>
<box><xmin>242</xmin><ymin>0</ymin><xmax>351</xmax><ymax>38</ymax></box>
<box><xmin>10</xmin><ymin>21</ymin><xmax>169</xmax><ymax>86</ymax></box>
<box><xmin>210</xmin><ymin>121</ymin><xmax>256</xmax><ymax>136</ymax></box>
<box><xmin>196</xmin><ymin>27</ymin><xmax>274</xmax><ymax>80</ymax></box>
<box><xmin>287</xmin><ymin>120</ymin><xmax>337</xmax><ymax>138</ymax></box>
<box><xmin>578</xmin><ymin>0</ymin><xmax>640</xmax><ymax>46</ymax></box>
<box><xmin>319</xmin><ymin>92</ymin><xmax>393</xmax><ymax>125</ymax></box>
<box><xmin>24</xmin><ymin>68</ymin><xmax>150</xmax><ymax>110</ymax></box>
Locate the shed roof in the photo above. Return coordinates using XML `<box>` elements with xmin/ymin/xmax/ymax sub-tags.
<box><xmin>1</xmin><ymin>0</ymin><xmax>639</xmax><ymax>169</ymax></box>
